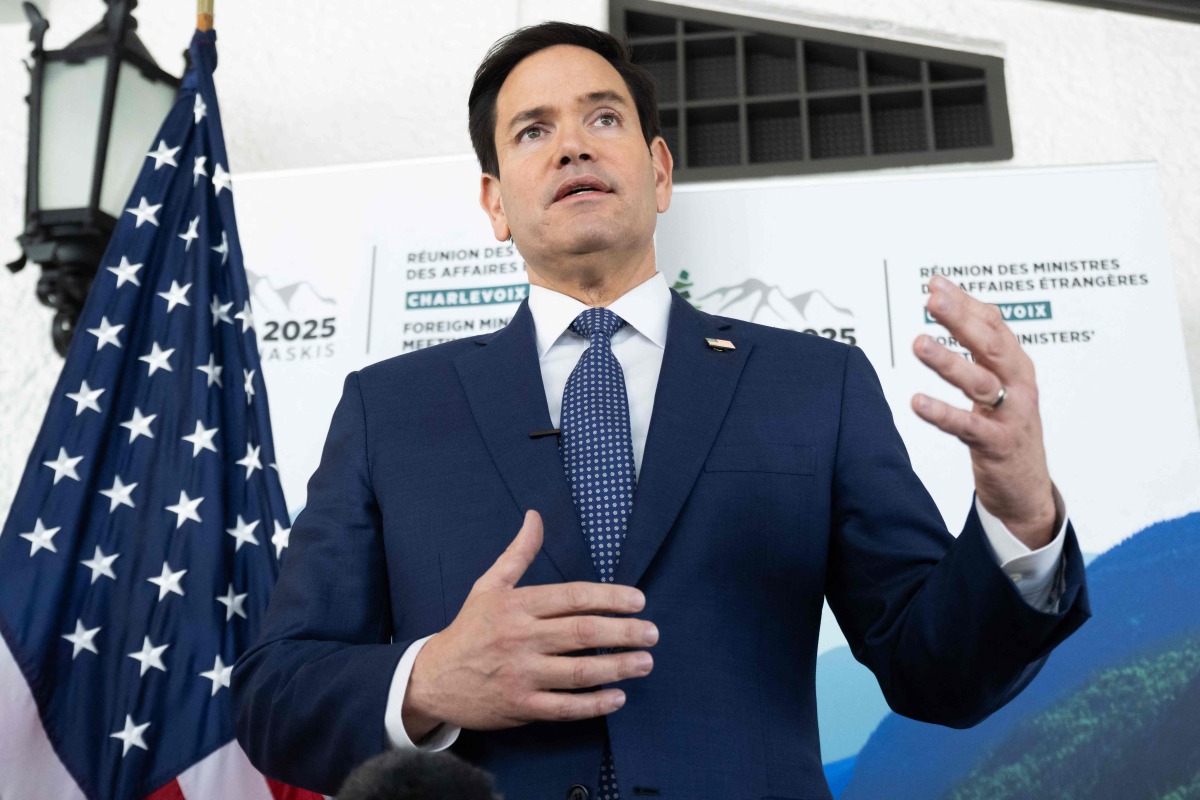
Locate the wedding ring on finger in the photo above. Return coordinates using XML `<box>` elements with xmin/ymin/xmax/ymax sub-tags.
<box><xmin>985</xmin><ymin>385</ymin><xmax>1007</xmax><ymax>411</ymax></box>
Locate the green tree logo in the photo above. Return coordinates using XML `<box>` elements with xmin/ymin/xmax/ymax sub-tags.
<box><xmin>671</xmin><ymin>269</ymin><xmax>700</xmax><ymax>310</ymax></box>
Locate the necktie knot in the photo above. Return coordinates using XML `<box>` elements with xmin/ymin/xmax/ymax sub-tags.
<box><xmin>570</xmin><ymin>307</ymin><xmax>625</xmax><ymax>343</ymax></box>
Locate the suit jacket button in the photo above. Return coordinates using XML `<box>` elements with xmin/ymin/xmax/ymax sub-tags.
<box><xmin>567</xmin><ymin>784</ymin><xmax>590</xmax><ymax>800</ymax></box>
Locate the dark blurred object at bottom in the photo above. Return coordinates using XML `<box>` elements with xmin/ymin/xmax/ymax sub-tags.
<box><xmin>336</xmin><ymin>749</ymin><xmax>503</xmax><ymax>800</ymax></box>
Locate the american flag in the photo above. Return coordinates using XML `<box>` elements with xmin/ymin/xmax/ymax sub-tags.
<box><xmin>0</xmin><ymin>29</ymin><xmax>320</xmax><ymax>800</ymax></box>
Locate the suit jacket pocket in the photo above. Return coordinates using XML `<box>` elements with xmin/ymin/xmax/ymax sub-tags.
<box><xmin>703</xmin><ymin>443</ymin><xmax>816</xmax><ymax>475</ymax></box>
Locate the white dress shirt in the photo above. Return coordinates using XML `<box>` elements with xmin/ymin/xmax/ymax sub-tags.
<box><xmin>383</xmin><ymin>270</ymin><xmax>1069</xmax><ymax>751</ymax></box>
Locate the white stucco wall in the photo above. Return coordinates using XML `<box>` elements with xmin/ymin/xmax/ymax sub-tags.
<box><xmin>1</xmin><ymin>0</ymin><xmax>1197</xmax><ymax>519</ymax></box>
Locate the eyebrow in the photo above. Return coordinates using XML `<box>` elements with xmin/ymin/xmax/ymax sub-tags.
<box><xmin>506</xmin><ymin>90</ymin><xmax>631</xmax><ymax>134</ymax></box>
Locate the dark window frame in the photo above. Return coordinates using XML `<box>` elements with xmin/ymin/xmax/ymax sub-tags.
<box><xmin>1044</xmin><ymin>0</ymin><xmax>1200</xmax><ymax>24</ymax></box>
<box><xmin>611</xmin><ymin>0</ymin><xmax>1015</xmax><ymax>182</ymax></box>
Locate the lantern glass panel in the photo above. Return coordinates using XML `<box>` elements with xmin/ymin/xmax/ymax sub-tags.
<box><xmin>100</xmin><ymin>61</ymin><xmax>178</xmax><ymax>218</ymax></box>
<box><xmin>37</xmin><ymin>57</ymin><xmax>107</xmax><ymax>213</ymax></box>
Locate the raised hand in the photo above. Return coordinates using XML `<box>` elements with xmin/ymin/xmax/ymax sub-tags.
<box><xmin>401</xmin><ymin>510</ymin><xmax>658</xmax><ymax>739</ymax></box>
<box><xmin>912</xmin><ymin>276</ymin><xmax>1059</xmax><ymax>548</ymax></box>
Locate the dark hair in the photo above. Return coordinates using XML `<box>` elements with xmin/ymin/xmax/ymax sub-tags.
<box><xmin>468</xmin><ymin>21</ymin><xmax>662</xmax><ymax>177</ymax></box>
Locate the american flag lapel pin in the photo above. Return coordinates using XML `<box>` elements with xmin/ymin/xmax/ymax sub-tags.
<box><xmin>705</xmin><ymin>337</ymin><xmax>736</xmax><ymax>352</ymax></box>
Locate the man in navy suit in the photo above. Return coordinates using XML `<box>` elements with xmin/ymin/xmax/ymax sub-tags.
<box><xmin>233</xmin><ymin>22</ymin><xmax>1089</xmax><ymax>799</ymax></box>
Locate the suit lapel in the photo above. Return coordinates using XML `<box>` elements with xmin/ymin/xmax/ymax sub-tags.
<box><xmin>614</xmin><ymin>290</ymin><xmax>752</xmax><ymax>588</ymax></box>
<box><xmin>454</xmin><ymin>299</ymin><xmax>596</xmax><ymax>585</ymax></box>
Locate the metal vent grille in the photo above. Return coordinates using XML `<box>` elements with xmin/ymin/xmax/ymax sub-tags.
<box><xmin>615</xmin><ymin>0</ymin><xmax>1013</xmax><ymax>182</ymax></box>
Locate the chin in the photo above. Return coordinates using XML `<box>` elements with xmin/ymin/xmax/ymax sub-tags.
<box><xmin>531</xmin><ymin>220</ymin><xmax>613</xmax><ymax>255</ymax></box>
<box><xmin>566</xmin><ymin>218</ymin><xmax>650</xmax><ymax>254</ymax></box>
<box><xmin>562</xmin><ymin>231</ymin><xmax>621</xmax><ymax>256</ymax></box>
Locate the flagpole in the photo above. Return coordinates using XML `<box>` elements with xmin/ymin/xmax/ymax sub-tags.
<box><xmin>197</xmin><ymin>0</ymin><xmax>213</xmax><ymax>31</ymax></box>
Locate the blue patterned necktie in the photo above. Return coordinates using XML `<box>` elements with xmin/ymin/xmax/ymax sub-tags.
<box><xmin>559</xmin><ymin>307</ymin><xmax>636</xmax><ymax>800</ymax></box>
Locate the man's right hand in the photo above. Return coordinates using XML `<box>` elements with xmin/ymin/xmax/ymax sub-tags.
<box><xmin>400</xmin><ymin>510</ymin><xmax>658</xmax><ymax>740</ymax></box>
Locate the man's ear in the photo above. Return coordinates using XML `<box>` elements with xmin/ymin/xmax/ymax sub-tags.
<box><xmin>651</xmin><ymin>136</ymin><xmax>674</xmax><ymax>214</ymax></box>
<box><xmin>479</xmin><ymin>173</ymin><xmax>511</xmax><ymax>242</ymax></box>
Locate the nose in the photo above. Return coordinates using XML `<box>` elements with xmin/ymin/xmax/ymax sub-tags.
<box><xmin>556</xmin><ymin>121</ymin><xmax>592</xmax><ymax>165</ymax></box>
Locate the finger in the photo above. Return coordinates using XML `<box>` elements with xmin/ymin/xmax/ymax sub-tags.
<box><xmin>521</xmin><ymin>687</ymin><xmax>627</xmax><ymax>722</ymax></box>
<box><xmin>925</xmin><ymin>278</ymin><xmax>1025</xmax><ymax>382</ymax></box>
<box><xmin>533</xmin><ymin>615</ymin><xmax>659</xmax><ymax>653</ymax></box>
<box><xmin>535</xmin><ymin>650</ymin><xmax>654</xmax><ymax>692</ymax></box>
<box><xmin>473</xmin><ymin>510</ymin><xmax>543</xmax><ymax>592</ymax></box>
<box><xmin>913</xmin><ymin>334</ymin><xmax>1005</xmax><ymax>408</ymax></box>
<box><xmin>912</xmin><ymin>393</ymin><xmax>1004</xmax><ymax>450</ymax></box>
<box><xmin>517</xmin><ymin>581</ymin><xmax>646</xmax><ymax>619</ymax></box>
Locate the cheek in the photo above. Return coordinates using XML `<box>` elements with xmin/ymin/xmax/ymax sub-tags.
<box><xmin>636</xmin><ymin>166</ymin><xmax>662</xmax><ymax>214</ymax></box>
<box><xmin>501</xmin><ymin>183</ymin><xmax>535</xmax><ymax>225</ymax></box>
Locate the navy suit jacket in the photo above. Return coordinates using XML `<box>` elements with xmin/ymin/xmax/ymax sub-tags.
<box><xmin>233</xmin><ymin>289</ymin><xmax>1090</xmax><ymax>799</ymax></box>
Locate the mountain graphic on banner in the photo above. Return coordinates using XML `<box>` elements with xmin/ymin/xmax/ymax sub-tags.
<box><xmin>698</xmin><ymin>278</ymin><xmax>853</xmax><ymax>330</ymax></box>
<box><xmin>245</xmin><ymin>268</ymin><xmax>334</xmax><ymax>317</ymax></box>
<box><xmin>943</xmin><ymin>628</ymin><xmax>1200</xmax><ymax>800</ymax></box>
<box><xmin>839</xmin><ymin>511</ymin><xmax>1200</xmax><ymax>800</ymax></box>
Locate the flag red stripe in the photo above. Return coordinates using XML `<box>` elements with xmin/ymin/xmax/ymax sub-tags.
<box><xmin>144</xmin><ymin>778</ymin><xmax>186</xmax><ymax>800</ymax></box>
<box><xmin>266</xmin><ymin>777</ymin><xmax>325</xmax><ymax>800</ymax></box>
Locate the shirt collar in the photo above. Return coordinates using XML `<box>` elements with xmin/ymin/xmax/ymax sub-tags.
<box><xmin>527</xmin><ymin>271</ymin><xmax>671</xmax><ymax>359</ymax></box>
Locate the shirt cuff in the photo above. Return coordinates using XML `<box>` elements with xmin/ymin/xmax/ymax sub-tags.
<box><xmin>975</xmin><ymin>485</ymin><xmax>1068</xmax><ymax>612</ymax></box>
<box><xmin>384</xmin><ymin>634</ymin><xmax>462</xmax><ymax>751</ymax></box>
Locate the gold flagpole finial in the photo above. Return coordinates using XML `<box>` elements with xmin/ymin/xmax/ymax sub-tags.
<box><xmin>197</xmin><ymin>0</ymin><xmax>214</xmax><ymax>31</ymax></box>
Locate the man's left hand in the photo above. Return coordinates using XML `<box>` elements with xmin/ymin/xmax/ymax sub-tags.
<box><xmin>912</xmin><ymin>275</ymin><xmax>1058</xmax><ymax>549</ymax></box>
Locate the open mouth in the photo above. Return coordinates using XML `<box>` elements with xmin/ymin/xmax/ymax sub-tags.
<box><xmin>553</xmin><ymin>177</ymin><xmax>612</xmax><ymax>203</ymax></box>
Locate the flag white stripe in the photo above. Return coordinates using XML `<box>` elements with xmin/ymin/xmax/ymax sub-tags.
<box><xmin>0</xmin><ymin>637</ymin><xmax>87</xmax><ymax>800</ymax></box>
<box><xmin>175</xmin><ymin>739</ymin><xmax>275</xmax><ymax>800</ymax></box>
<box><xmin>1</xmin><ymin>637</ymin><xmax>287</xmax><ymax>800</ymax></box>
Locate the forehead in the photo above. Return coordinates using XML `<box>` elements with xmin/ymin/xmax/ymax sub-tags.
<box><xmin>496</xmin><ymin>44</ymin><xmax>630</xmax><ymax>114</ymax></box>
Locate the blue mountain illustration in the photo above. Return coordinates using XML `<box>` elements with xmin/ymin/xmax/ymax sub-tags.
<box><xmin>824</xmin><ymin>755</ymin><xmax>858</xmax><ymax>797</ymax></box>
<box><xmin>817</xmin><ymin>646</ymin><xmax>890</xmax><ymax>764</ymax></box>
<box><xmin>837</xmin><ymin>512</ymin><xmax>1200</xmax><ymax>799</ymax></box>
<box><xmin>816</xmin><ymin>551</ymin><xmax>1101</xmax><ymax>781</ymax></box>
<box><xmin>943</xmin><ymin>627</ymin><xmax>1200</xmax><ymax>799</ymax></box>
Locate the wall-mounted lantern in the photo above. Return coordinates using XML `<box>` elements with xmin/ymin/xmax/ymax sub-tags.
<box><xmin>8</xmin><ymin>0</ymin><xmax>180</xmax><ymax>355</ymax></box>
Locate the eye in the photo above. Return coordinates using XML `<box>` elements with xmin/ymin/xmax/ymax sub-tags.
<box><xmin>595</xmin><ymin>112</ymin><xmax>619</xmax><ymax>127</ymax></box>
<box><xmin>518</xmin><ymin>125</ymin><xmax>545</xmax><ymax>142</ymax></box>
